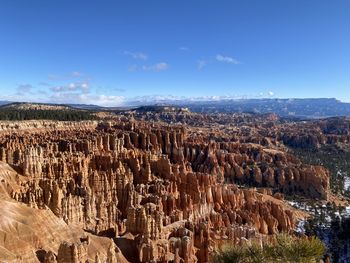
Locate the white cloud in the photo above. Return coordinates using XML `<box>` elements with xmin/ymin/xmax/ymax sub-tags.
<box><xmin>124</xmin><ymin>51</ymin><xmax>148</xmax><ymax>60</ymax></box>
<box><xmin>128</xmin><ymin>62</ymin><xmax>169</xmax><ymax>72</ymax></box>
<box><xmin>197</xmin><ymin>60</ymin><xmax>207</xmax><ymax>70</ymax></box>
<box><xmin>50</xmin><ymin>82</ymin><xmax>89</xmax><ymax>93</ymax></box>
<box><xmin>127</xmin><ymin>94</ymin><xmax>244</xmax><ymax>105</ymax></box>
<box><xmin>216</xmin><ymin>54</ymin><xmax>240</xmax><ymax>64</ymax></box>
<box><xmin>268</xmin><ymin>91</ymin><xmax>274</xmax><ymax>96</ymax></box>
<box><xmin>47</xmin><ymin>72</ymin><xmax>88</xmax><ymax>81</ymax></box>
<box><xmin>47</xmin><ymin>78</ymin><xmax>126</xmax><ymax>106</ymax></box>
<box><xmin>142</xmin><ymin>62</ymin><xmax>169</xmax><ymax>72</ymax></box>
<box><xmin>9</xmin><ymin>71</ymin><xmax>127</xmax><ymax>107</ymax></box>
<box><xmin>49</xmin><ymin>92</ymin><xmax>125</xmax><ymax>106</ymax></box>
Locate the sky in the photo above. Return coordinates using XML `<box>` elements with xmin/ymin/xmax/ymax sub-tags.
<box><xmin>1</xmin><ymin>0</ymin><xmax>350</xmax><ymax>106</ymax></box>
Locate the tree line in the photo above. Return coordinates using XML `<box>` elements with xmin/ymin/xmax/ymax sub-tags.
<box><xmin>0</xmin><ymin>109</ymin><xmax>97</xmax><ymax>121</ymax></box>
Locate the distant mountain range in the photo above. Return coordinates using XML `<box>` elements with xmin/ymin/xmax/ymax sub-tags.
<box><xmin>1</xmin><ymin>98</ymin><xmax>350</xmax><ymax>118</ymax></box>
<box><xmin>176</xmin><ymin>98</ymin><xmax>350</xmax><ymax>118</ymax></box>
<box><xmin>0</xmin><ymin>101</ymin><xmax>11</xmax><ymax>106</ymax></box>
<box><xmin>129</xmin><ymin>98</ymin><xmax>350</xmax><ymax>118</ymax></box>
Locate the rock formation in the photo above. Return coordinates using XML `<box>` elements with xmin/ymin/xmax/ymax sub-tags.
<box><xmin>0</xmin><ymin>114</ymin><xmax>334</xmax><ymax>262</ymax></box>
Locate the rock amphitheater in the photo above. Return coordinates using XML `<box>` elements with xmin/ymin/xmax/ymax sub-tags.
<box><xmin>0</xmin><ymin>116</ymin><xmax>333</xmax><ymax>262</ymax></box>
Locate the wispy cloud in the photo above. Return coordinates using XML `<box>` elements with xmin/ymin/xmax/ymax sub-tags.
<box><xmin>10</xmin><ymin>71</ymin><xmax>126</xmax><ymax>107</ymax></box>
<box><xmin>71</xmin><ymin>71</ymin><xmax>82</xmax><ymax>77</ymax></box>
<box><xmin>16</xmin><ymin>84</ymin><xmax>34</xmax><ymax>95</ymax></box>
<box><xmin>113</xmin><ymin>88</ymin><xmax>126</xmax><ymax>92</ymax></box>
<box><xmin>128</xmin><ymin>62</ymin><xmax>169</xmax><ymax>72</ymax></box>
<box><xmin>47</xmin><ymin>71</ymin><xmax>87</xmax><ymax>81</ymax></box>
<box><xmin>50</xmin><ymin>82</ymin><xmax>89</xmax><ymax>93</ymax></box>
<box><xmin>258</xmin><ymin>91</ymin><xmax>275</xmax><ymax>98</ymax></box>
<box><xmin>216</xmin><ymin>54</ymin><xmax>240</xmax><ymax>64</ymax></box>
<box><xmin>37</xmin><ymin>89</ymin><xmax>48</xmax><ymax>95</ymax></box>
<box><xmin>124</xmin><ymin>51</ymin><xmax>148</xmax><ymax>60</ymax></box>
<box><xmin>127</xmin><ymin>94</ymin><xmax>248</xmax><ymax>105</ymax></box>
<box><xmin>142</xmin><ymin>62</ymin><xmax>169</xmax><ymax>72</ymax></box>
<box><xmin>128</xmin><ymin>64</ymin><xmax>138</xmax><ymax>72</ymax></box>
<box><xmin>48</xmin><ymin>74</ymin><xmax>58</xmax><ymax>80</ymax></box>
<box><xmin>197</xmin><ymin>60</ymin><xmax>207</xmax><ymax>70</ymax></box>
<box><xmin>48</xmin><ymin>80</ymin><xmax>125</xmax><ymax>106</ymax></box>
<box><xmin>48</xmin><ymin>93</ymin><xmax>125</xmax><ymax>106</ymax></box>
<box><xmin>39</xmin><ymin>82</ymin><xmax>51</xmax><ymax>86</ymax></box>
<box><xmin>179</xmin><ymin>46</ymin><xmax>190</xmax><ymax>51</ymax></box>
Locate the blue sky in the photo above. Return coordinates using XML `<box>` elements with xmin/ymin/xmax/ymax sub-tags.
<box><xmin>1</xmin><ymin>0</ymin><xmax>350</xmax><ymax>106</ymax></box>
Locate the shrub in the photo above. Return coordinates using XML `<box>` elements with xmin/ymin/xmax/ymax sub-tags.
<box><xmin>211</xmin><ymin>234</ymin><xmax>325</xmax><ymax>263</ymax></box>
